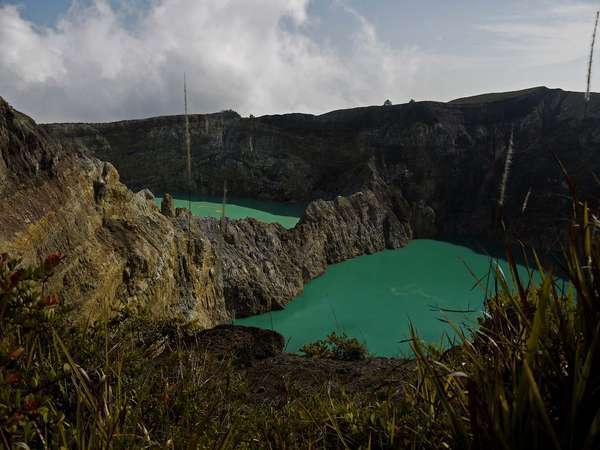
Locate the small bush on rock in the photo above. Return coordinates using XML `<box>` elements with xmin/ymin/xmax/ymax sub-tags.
<box><xmin>300</xmin><ymin>331</ymin><xmax>369</xmax><ymax>361</ymax></box>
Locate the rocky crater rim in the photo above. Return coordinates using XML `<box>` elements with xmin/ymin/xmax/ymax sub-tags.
<box><xmin>41</xmin><ymin>86</ymin><xmax>569</xmax><ymax>125</ymax></box>
<box><xmin>2</xmin><ymin>85</ymin><xmax>599</xmax><ymax>328</ymax></box>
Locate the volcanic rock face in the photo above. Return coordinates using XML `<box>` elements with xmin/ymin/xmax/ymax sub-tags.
<box><xmin>0</xmin><ymin>97</ymin><xmax>227</xmax><ymax>326</ymax></box>
<box><xmin>0</xmin><ymin>97</ymin><xmax>412</xmax><ymax>322</ymax></box>
<box><xmin>196</xmin><ymin>188</ymin><xmax>412</xmax><ymax>317</ymax></box>
<box><xmin>44</xmin><ymin>111</ymin><xmax>240</xmax><ymax>195</ymax></box>
<box><xmin>161</xmin><ymin>192</ymin><xmax>176</xmax><ymax>217</ymax></box>
<box><xmin>45</xmin><ymin>87</ymin><xmax>600</xmax><ymax>246</ymax></box>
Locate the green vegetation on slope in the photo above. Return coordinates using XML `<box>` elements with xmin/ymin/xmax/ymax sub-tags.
<box><xmin>1</xmin><ymin>196</ymin><xmax>599</xmax><ymax>449</ymax></box>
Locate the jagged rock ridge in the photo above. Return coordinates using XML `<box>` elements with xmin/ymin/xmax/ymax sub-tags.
<box><xmin>0</xmin><ymin>97</ymin><xmax>226</xmax><ymax>325</ymax></box>
<box><xmin>45</xmin><ymin>87</ymin><xmax>600</xmax><ymax>246</ymax></box>
<box><xmin>0</xmin><ymin>97</ymin><xmax>413</xmax><ymax>321</ymax></box>
<box><xmin>4</xmin><ymin>87</ymin><xmax>600</xmax><ymax>324</ymax></box>
<box><xmin>195</xmin><ymin>189</ymin><xmax>412</xmax><ymax>317</ymax></box>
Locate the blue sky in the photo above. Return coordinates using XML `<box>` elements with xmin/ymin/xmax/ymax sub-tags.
<box><xmin>8</xmin><ymin>0</ymin><xmax>69</xmax><ymax>24</ymax></box>
<box><xmin>0</xmin><ymin>0</ymin><xmax>599</xmax><ymax>122</ymax></box>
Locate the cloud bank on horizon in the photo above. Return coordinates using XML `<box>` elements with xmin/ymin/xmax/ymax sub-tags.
<box><xmin>0</xmin><ymin>0</ymin><xmax>598</xmax><ymax>123</ymax></box>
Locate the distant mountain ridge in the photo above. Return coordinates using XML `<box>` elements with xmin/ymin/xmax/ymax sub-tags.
<box><xmin>448</xmin><ymin>86</ymin><xmax>552</xmax><ymax>104</ymax></box>
<box><xmin>44</xmin><ymin>86</ymin><xmax>600</xmax><ymax>247</ymax></box>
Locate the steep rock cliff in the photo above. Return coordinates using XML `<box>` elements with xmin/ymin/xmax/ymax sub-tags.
<box><xmin>5</xmin><ymin>87</ymin><xmax>600</xmax><ymax>324</ymax></box>
<box><xmin>0</xmin><ymin>97</ymin><xmax>227</xmax><ymax>326</ymax></box>
<box><xmin>1</xmin><ymin>97</ymin><xmax>414</xmax><ymax>321</ymax></box>
<box><xmin>45</xmin><ymin>87</ymin><xmax>600</xmax><ymax>246</ymax></box>
<box><xmin>195</xmin><ymin>188</ymin><xmax>412</xmax><ymax>317</ymax></box>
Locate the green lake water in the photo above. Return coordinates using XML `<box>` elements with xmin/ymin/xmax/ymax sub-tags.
<box><xmin>236</xmin><ymin>240</ymin><xmax>538</xmax><ymax>357</ymax></box>
<box><xmin>155</xmin><ymin>195</ymin><xmax>304</xmax><ymax>229</ymax></box>
<box><xmin>158</xmin><ymin>197</ymin><xmax>536</xmax><ymax>357</ymax></box>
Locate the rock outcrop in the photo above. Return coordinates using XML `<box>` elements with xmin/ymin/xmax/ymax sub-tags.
<box><xmin>191</xmin><ymin>325</ymin><xmax>285</xmax><ymax>366</ymax></box>
<box><xmin>0</xmin><ymin>96</ymin><xmax>227</xmax><ymax>326</ymax></box>
<box><xmin>194</xmin><ymin>188</ymin><xmax>411</xmax><ymax>317</ymax></box>
<box><xmin>45</xmin><ymin>87</ymin><xmax>600</xmax><ymax>247</ymax></box>
<box><xmin>161</xmin><ymin>192</ymin><xmax>176</xmax><ymax>217</ymax></box>
<box><xmin>0</xmin><ymin>97</ymin><xmax>412</xmax><ymax>322</ymax></box>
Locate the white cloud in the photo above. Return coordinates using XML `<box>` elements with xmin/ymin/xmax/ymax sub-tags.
<box><xmin>439</xmin><ymin>1</ymin><xmax>600</xmax><ymax>97</ymax></box>
<box><xmin>0</xmin><ymin>0</ymin><xmax>597</xmax><ymax>123</ymax></box>
<box><xmin>549</xmin><ymin>2</ymin><xmax>599</xmax><ymax>16</ymax></box>
<box><xmin>476</xmin><ymin>1</ymin><xmax>599</xmax><ymax>67</ymax></box>
<box><xmin>0</xmin><ymin>0</ymin><xmax>422</xmax><ymax>122</ymax></box>
<box><xmin>0</xmin><ymin>6</ymin><xmax>66</xmax><ymax>84</ymax></box>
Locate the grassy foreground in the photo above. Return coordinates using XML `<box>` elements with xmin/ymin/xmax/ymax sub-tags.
<box><xmin>1</xmin><ymin>200</ymin><xmax>599</xmax><ymax>449</ymax></box>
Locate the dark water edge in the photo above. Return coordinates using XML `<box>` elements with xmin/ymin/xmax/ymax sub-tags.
<box><xmin>443</xmin><ymin>236</ymin><xmax>567</xmax><ymax>279</ymax></box>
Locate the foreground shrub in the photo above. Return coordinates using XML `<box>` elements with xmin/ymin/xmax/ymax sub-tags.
<box><xmin>0</xmin><ymin>253</ymin><xmax>246</xmax><ymax>448</ymax></box>
<box><xmin>300</xmin><ymin>331</ymin><xmax>370</xmax><ymax>361</ymax></box>
<box><xmin>410</xmin><ymin>199</ymin><xmax>600</xmax><ymax>450</ymax></box>
<box><xmin>0</xmin><ymin>254</ymin><xmax>432</xmax><ymax>449</ymax></box>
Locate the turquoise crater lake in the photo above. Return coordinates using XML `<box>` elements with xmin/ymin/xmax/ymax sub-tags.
<box><xmin>155</xmin><ymin>195</ymin><xmax>304</xmax><ymax>229</ymax></box>
<box><xmin>236</xmin><ymin>240</ymin><xmax>532</xmax><ymax>357</ymax></box>
<box><xmin>159</xmin><ymin>197</ymin><xmax>531</xmax><ymax>357</ymax></box>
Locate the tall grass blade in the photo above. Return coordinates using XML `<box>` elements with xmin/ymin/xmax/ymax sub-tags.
<box><xmin>586</xmin><ymin>11</ymin><xmax>600</xmax><ymax>103</ymax></box>
<box><xmin>522</xmin><ymin>361</ymin><xmax>561</xmax><ymax>450</ymax></box>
